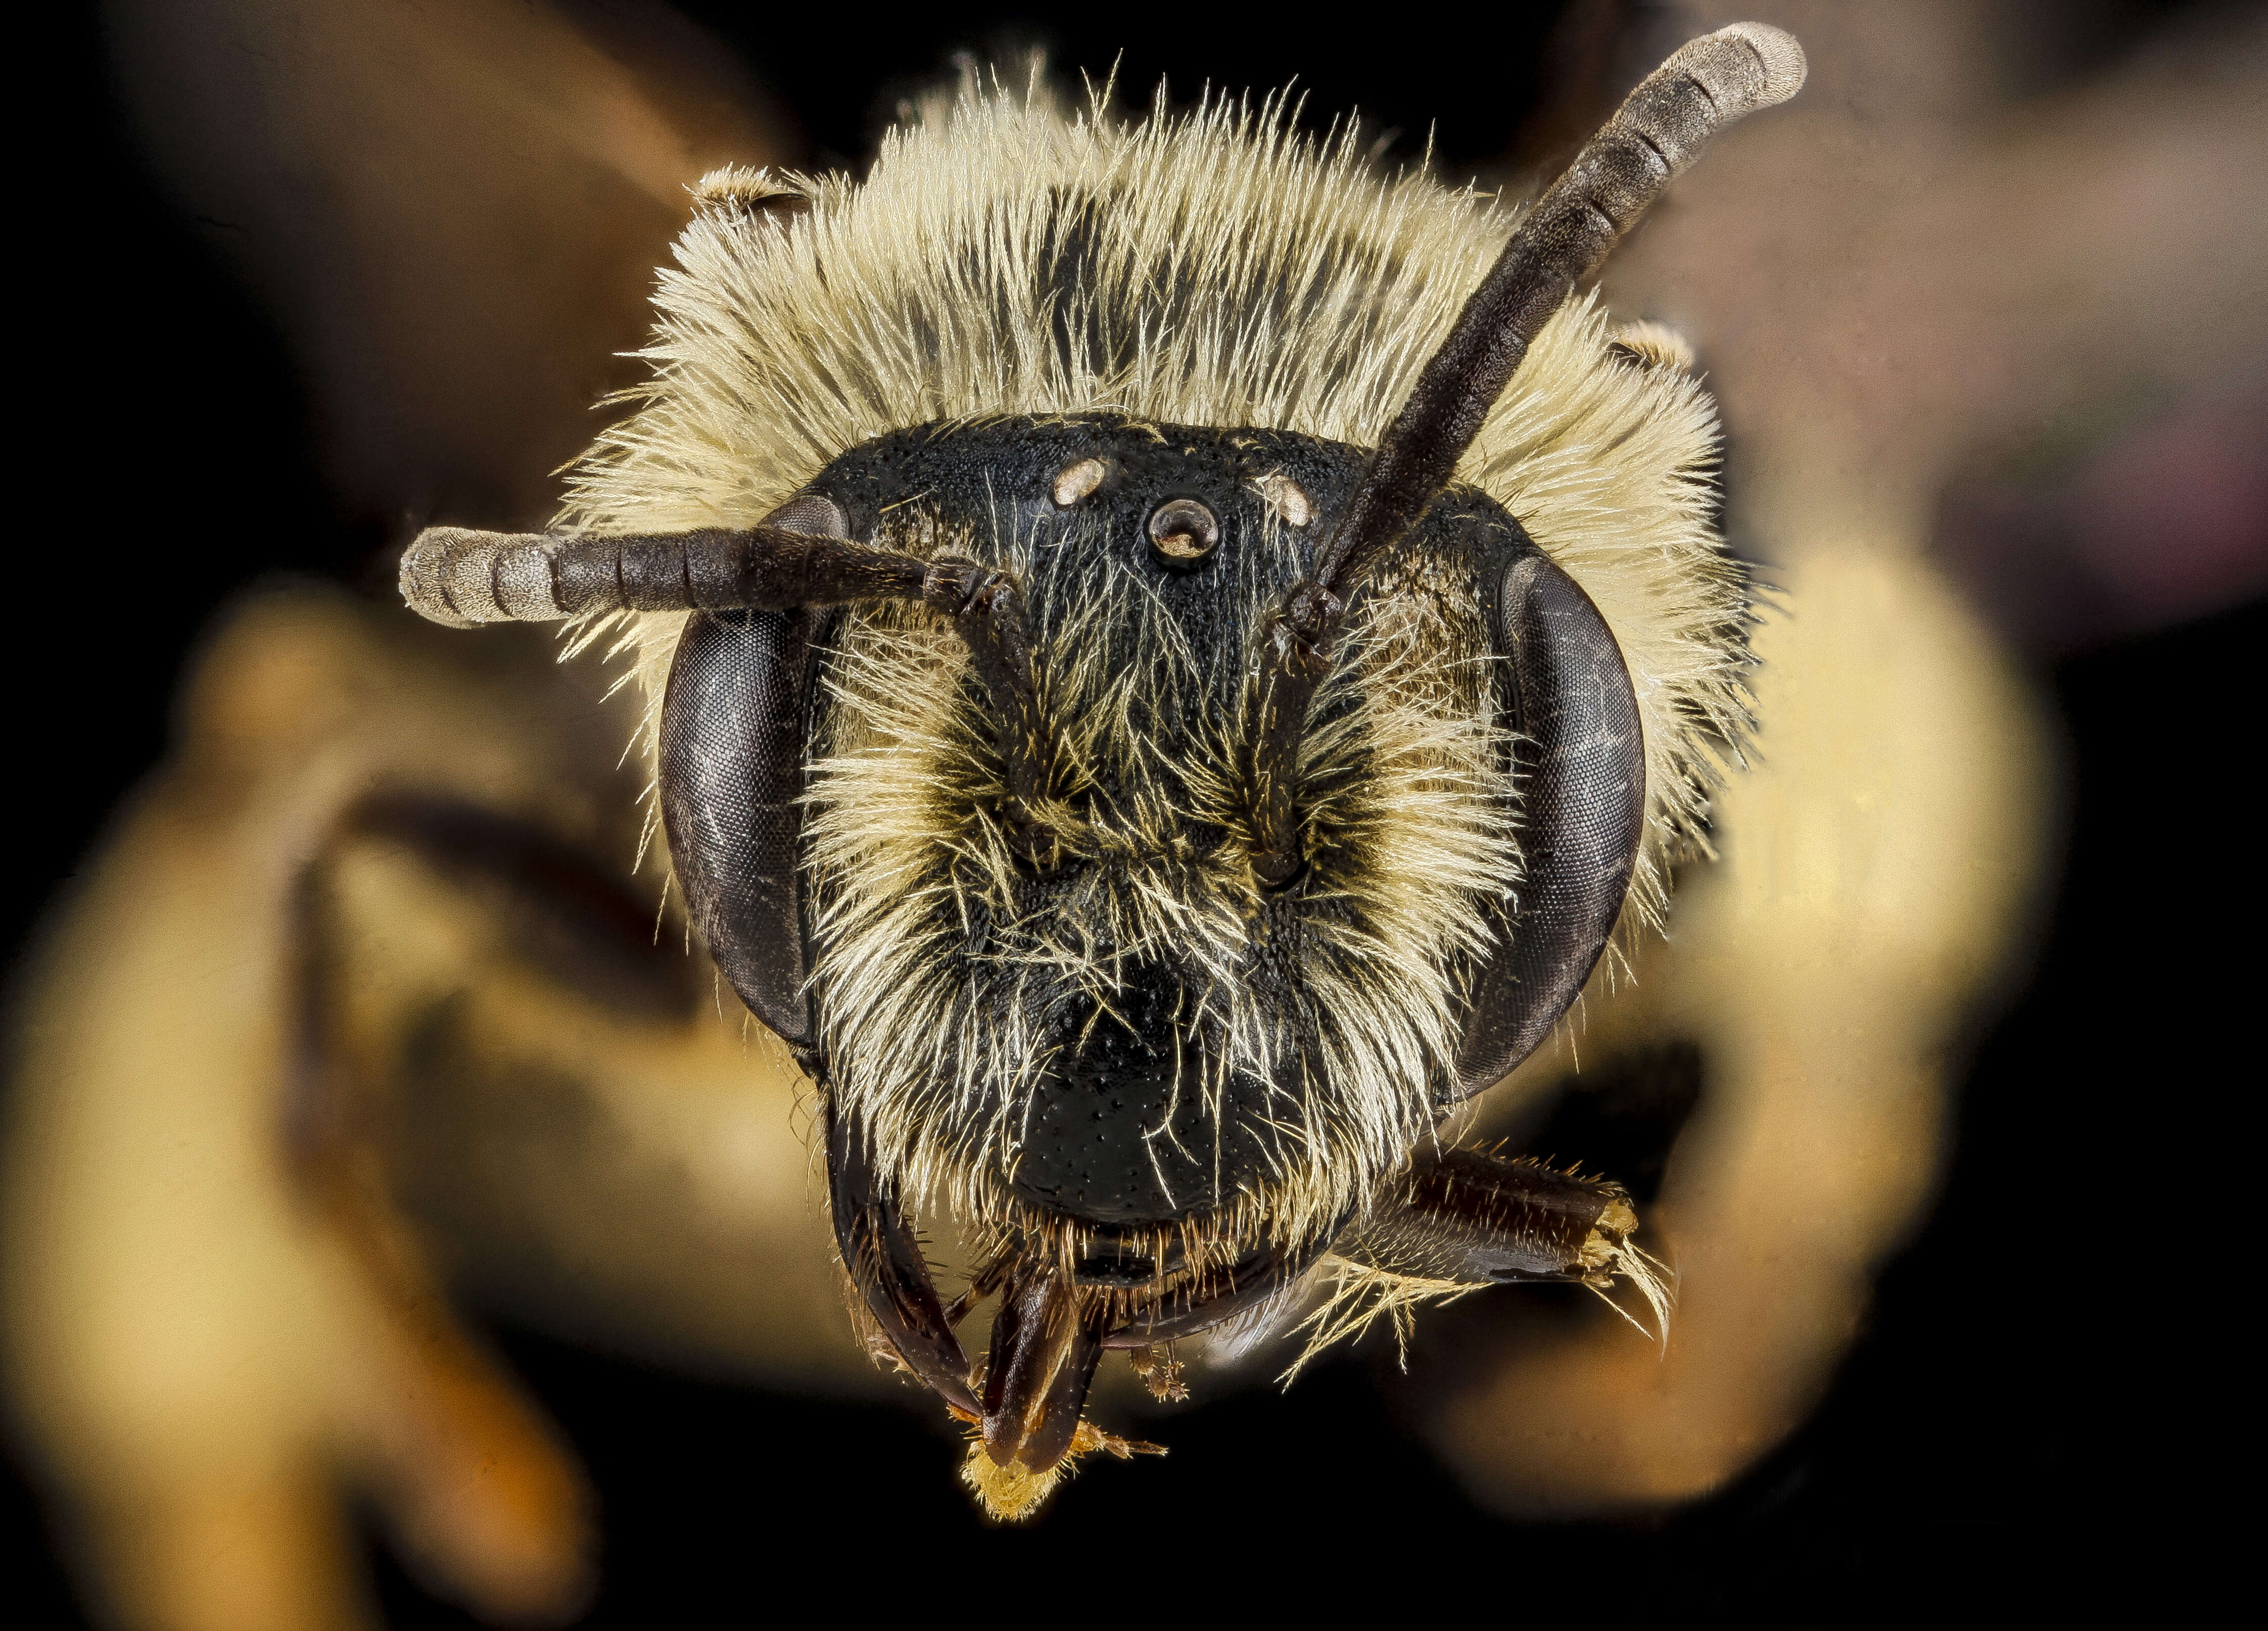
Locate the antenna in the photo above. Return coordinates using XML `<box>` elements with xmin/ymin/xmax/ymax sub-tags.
<box><xmin>1245</xmin><ymin>23</ymin><xmax>1805</xmax><ymax>886</ymax></box>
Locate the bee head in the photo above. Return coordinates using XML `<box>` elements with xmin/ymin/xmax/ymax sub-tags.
<box><xmin>398</xmin><ymin>21</ymin><xmax>1804</xmax><ymax>1498</ymax></box>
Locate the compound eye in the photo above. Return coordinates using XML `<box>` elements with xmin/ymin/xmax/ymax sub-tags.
<box><xmin>763</xmin><ymin>491</ymin><xmax>847</xmax><ymax>536</ymax></box>
<box><xmin>1147</xmin><ymin>498</ymin><xmax>1219</xmax><ymax>566</ymax></box>
<box><xmin>1052</xmin><ymin>457</ymin><xmax>1107</xmax><ymax>507</ymax></box>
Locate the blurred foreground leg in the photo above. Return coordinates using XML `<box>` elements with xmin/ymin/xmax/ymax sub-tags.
<box><xmin>1429</xmin><ymin>545</ymin><xmax>2049</xmax><ymax>1508</ymax></box>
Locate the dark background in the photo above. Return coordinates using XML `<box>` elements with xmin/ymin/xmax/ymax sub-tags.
<box><xmin>9</xmin><ymin>2</ymin><xmax>2245</xmax><ymax>1622</ymax></box>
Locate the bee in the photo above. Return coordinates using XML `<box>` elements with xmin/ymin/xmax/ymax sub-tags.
<box><xmin>399</xmin><ymin>23</ymin><xmax>1805</xmax><ymax>1517</ymax></box>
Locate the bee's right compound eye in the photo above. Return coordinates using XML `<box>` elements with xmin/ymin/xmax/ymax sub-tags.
<box><xmin>1451</xmin><ymin>548</ymin><xmax>1645</xmax><ymax>1098</ymax></box>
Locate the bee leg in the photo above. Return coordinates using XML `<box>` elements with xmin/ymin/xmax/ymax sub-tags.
<box><xmin>978</xmin><ymin>1264</ymin><xmax>1106</xmax><ymax>1474</ymax></box>
<box><xmin>1126</xmin><ymin>1342</ymin><xmax>1188</xmax><ymax>1403</ymax></box>
<box><xmin>823</xmin><ymin>1107</ymin><xmax>981</xmax><ymax>1414</ymax></box>
<box><xmin>1336</xmin><ymin>1145</ymin><xmax>1650</xmax><ymax>1291</ymax></box>
<box><xmin>284</xmin><ymin>808</ymin><xmax>593</xmax><ymax>1620</ymax></box>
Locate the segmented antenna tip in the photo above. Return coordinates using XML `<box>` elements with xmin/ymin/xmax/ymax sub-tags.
<box><xmin>1714</xmin><ymin>22</ymin><xmax>1807</xmax><ymax>108</ymax></box>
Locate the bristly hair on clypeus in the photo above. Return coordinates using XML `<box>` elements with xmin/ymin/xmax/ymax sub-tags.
<box><xmin>801</xmin><ymin>496</ymin><xmax>1520</xmax><ymax>1260</ymax></box>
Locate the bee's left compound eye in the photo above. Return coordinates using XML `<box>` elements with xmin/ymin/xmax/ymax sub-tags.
<box><xmin>1147</xmin><ymin>498</ymin><xmax>1219</xmax><ymax>565</ymax></box>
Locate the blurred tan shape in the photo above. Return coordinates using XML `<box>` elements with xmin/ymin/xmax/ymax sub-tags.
<box><xmin>1619</xmin><ymin>0</ymin><xmax>2268</xmax><ymax>549</ymax></box>
<box><xmin>104</xmin><ymin>0</ymin><xmax>790</xmax><ymax>521</ymax></box>
<box><xmin>31</xmin><ymin>2</ymin><xmax>2264</xmax><ymax>1605</ymax></box>
<box><xmin>8</xmin><ymin>593</ymin><xmax>576</xmax><ymax>1628</ymax></box>
<box><xmin>2</xmin><ymin>587</ymin><xmax>853</xmax><ymax>1628</ymax></box>
<box><xmin>1428</xmin><ymin>0</ymin><xmax>2267</xmax><ymax>1509</ymax></box>
<box><xmin>1441</xmin><ymin>543</ymin><xmax>2047</xmax><ymax>1507</ymax></box>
